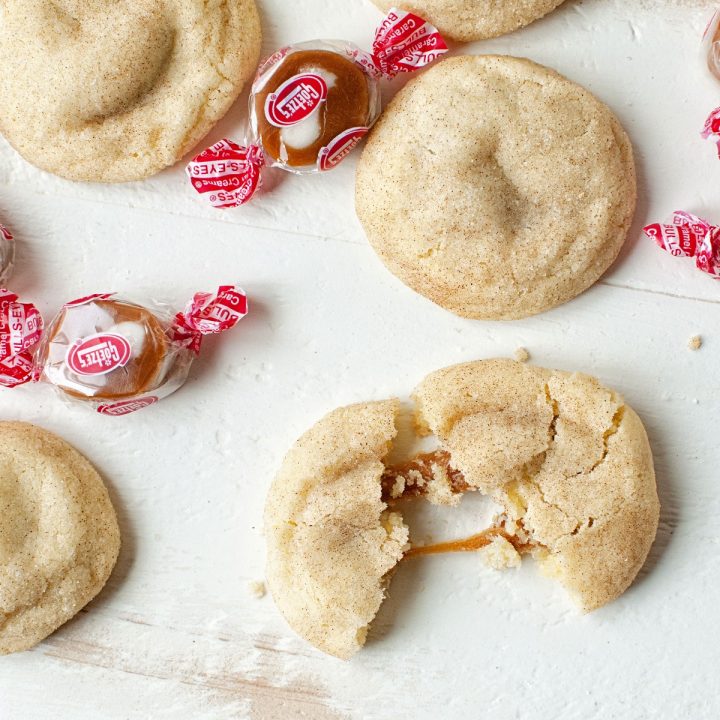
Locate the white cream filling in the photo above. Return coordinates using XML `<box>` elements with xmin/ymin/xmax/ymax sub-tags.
<box><xmin>280</xmin><ymin>67</ymin><xmax>337</xmax><ymax>151</ymax></box>
<box><xmin>106</xmin><ymin>321</ymin><xmax>147</xmax><ymax>358</ymax></box>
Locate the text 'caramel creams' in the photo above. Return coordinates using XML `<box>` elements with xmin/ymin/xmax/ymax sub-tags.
<box><xmin>643</xmin><ymin>211</ymin><xmax>720</xmax><ymax>279</ymax></box>
<box><xmin>186</xmin><ymin>8</ymin><xmax>448</xmax><ymax>208</ymax></box>
<box><xmin>0</xmin><ymin>286</ymin><xmax>248</xmax><ymax>415</ymax></box>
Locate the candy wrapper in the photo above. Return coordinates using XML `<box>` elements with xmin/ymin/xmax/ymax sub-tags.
<box><xmin>0</xmin><ymin>224</ymin><xmax>15</xmax><ymax>286</ymax></box>
<box><xmin>704</xmin><ymin>10</ymin><xmax>720</xmax><ymax>81</ymax></box>
<box><xmin>643</xmin><ymin>211</ymin><xmax>720</xmax><ymax>279</ymax></box>
<box><xmin>701</xmin><ymin>106</ymin><xmax>720</xmax><ymax>156</ymax></box>
<box><xmin>187</xmin><ymin>8</ymin><xmax>448</xmax><ymax>208</ymax></box>
<box><xmin>0</xmin><ymin>286</ymin><xmax>248</xmax><ymax>415</ymax></box>
<box><xmin>702</xmin><ymin>12</ymin><xmax>720</xmax><ymax>154</ymax></box>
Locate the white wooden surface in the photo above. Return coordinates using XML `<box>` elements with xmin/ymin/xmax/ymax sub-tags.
<box><xmin>1</xmin><ymin>1</ymin><xmax>720</xmax><ymax>718</ymax></box>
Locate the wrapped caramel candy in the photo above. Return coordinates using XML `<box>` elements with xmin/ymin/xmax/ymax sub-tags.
<box><xmin>187</xmin><ymin>9</ymin><xmax>448</xmax><ymax>208</ymax></box>
<box><xmin>0</xmin><ymin>286</ymin><xmax>248</xmax><ymax>415</ymax></box>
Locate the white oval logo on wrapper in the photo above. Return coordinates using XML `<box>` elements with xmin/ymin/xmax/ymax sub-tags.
<box><xmin>66</xmin><ymin>333</ymin><xmax>132</xmax><ymax>376</ymax></box>
<box><xmin>318</xmin><ymin>127</ymin><xmax>369</xmax><ymax>171</ymax></box>
<box><xmin>265</xmin><ymin>73</ymin><xmax>328</xmax><ymax>127</ymax></box>
<box><xmin>97</xmin><ymin>396</ymin><xmax>159</xmax><ymax>416</ymax></box>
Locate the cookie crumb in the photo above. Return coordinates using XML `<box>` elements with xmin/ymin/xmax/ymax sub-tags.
<box><xmin>514</xmin><ymin>347</ymin><xmax>530</xmax><ymax>363</ymax></box>
<box><xmin>688</xmin><ymin>335</ymin><xmax>702</xmax><ymax>351</ymax></box>
<box><xmin>479</xmin><ymin>535</ymin><xmax>522</xmax><ymax>570</ymax></box>
<box><xmin>248</xmin><ymin>580</ymin><xmax>266</xmax><ymax>598</ymax></box>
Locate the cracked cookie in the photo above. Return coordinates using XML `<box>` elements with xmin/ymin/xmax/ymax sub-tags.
<box><xmin>264</xmin><ymin>400</ymin><xmax>408</xmax><ymax>660</ymax></box>
<box><xmin>370</xmin><ymin>0</ymin><xmax>567</xmax><ymax>41</ymax></box>
<box><xmin>0</xmin><ymin>423</ymin><xmax>120</xmax><ymax>654</ymax></box>
<box><xmin>0</xmin><ymin>0</ymin><xmax>261</xmax><ymax>182</ymax></box>
<box><xmin>355</xmin><ymin>55</ymin><xmax>637</xmax><ymax>320</ymax></box>
<box><xmin>265</xmin><ymin>360</ymin><xmax>658</xmax><ymax>658</ymax></box>
<box><xmin>413</xmin><ymin>359</ymin><xmax>659</xmax><ymax>611</ymax></box>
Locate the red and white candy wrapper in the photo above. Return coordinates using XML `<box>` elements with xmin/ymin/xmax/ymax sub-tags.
<box><xmin>643</xmin><ymin>211</ymin><xmax>720</xmax><ymax>279</ymax></box>
<box><xmin>352</xmin><ymin>9</ymin><xmax>449</xmax><ymax>78</ymax></box>
<box><xmin>186</xmin><ymin>8</ymin><xmax>448</xmax><ymax>208</ymax></box>
<box><xmin>0</xmin><ymin>224</ymin><xmax>15</xmax><ymax>286</ymax></box>
<box><xmin>0</xmin><ymin>289</ymin><xmax>43</xmax><ymax>388</ymax></box>
<box><xmin>0</xmin><ymin>285</ymin><xmax>249</xmax><ymax>415</ymax></box>
<box><xmin>701</xmin><ymin>106</ymin><xmax>720</xmax><ymax>156</ymax></box>
<box><xmin>169</xmin><ymin>285</ymin><xmax>250</xmax><ymax>354</ymax></box>
<box><xmin>186</xmin><ymin>141</ymin><xmax>265</xmax><ymax>210</ymax></box>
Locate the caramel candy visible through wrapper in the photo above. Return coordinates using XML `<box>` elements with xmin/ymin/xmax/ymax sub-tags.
<box><xmin>254</xmin><ymin>49</ymin><xmax>373</xmax><ymax>170</ymax></box>
<box><xmin>188</xmin><ymin>13</ymin><xmax>448</xmax><ymax>206</ymax></box>
<box><xmin>38</xmin><ymin>299</ymin><xmax>172</xmax><ymax>401</ymax></box>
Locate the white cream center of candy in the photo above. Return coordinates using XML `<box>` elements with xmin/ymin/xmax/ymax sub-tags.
<box><xmin>280</xmin><ymin>67</ymin><xmax>337</xmax><ymax>151</ymax></box>
<box><xmin>107</xmin><ymin>321</ymin><xmax>147</xmax><ymax>358</ymax></box>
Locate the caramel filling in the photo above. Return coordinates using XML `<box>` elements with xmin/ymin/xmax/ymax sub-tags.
<box><xmin>382</xmin><ymin>450</ymin><xmax>538</xmax><ymax>560</ymax></box>
<box><xmin>255</xmin><ymin>50</ymin><xmax>370</xmax><ymax>168</ymax></box>
<box><xmin>381</xmin><ymin>449</ymin><xmax>469</xmax><ymax>502</ymax></box>
<box><xmin>404</xmin><ymin>524</ymin><xmax>536</xmax><ymax>559</ymax></box>
<box><xmin>40</xmin><ymin>300</ymin><xmax>169</xmax><ymax>401</ymax></box>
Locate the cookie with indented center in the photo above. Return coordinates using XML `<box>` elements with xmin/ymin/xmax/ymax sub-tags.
<box><xmin>356</xmin><ymin>55</ymin><xmax>637</xmax><ymax>320</ymax></box>
<box><xmin>0</xmin><ymin>0</ymin><xmax>261</xmax><ymax>182</ymax></box>
<box><xmin>265</xmin><ymin>360</ymin><xmax>658</xmax><ymax>658</ymax></box>
<box><xmin>371</xmin><ymin>0</ymin><xmax>567</xmax><ymax>41</ymax></box>
<box><xmin>0</xmin><ymin>423</ymin><xmax>120</xmax><ymax>654</ymax></box>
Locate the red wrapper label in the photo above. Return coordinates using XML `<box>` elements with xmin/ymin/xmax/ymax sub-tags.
<box><xmin>186</xmin><ymin>140</ymin><xmax>265</xmax><ymax>208</ymax></box>
<box><xmin>643</xmin><ymin>211</ymin><xmax>720</xmax><ymax>279</ymax></box>
<box><xmin>355</xmin><ymin>8</ymin><xmax>448</xmax><ymax>78</ymax></box>
<box><xmin>0</xmin><ymin>289</ymin><xmax>43</xmax><ymax>387</ymax></box>
<box><xmin>169</xmin><ymin>285</ymin><xmax>249</xmax><ymax>354</ymax></box>
<box><xmin>702</xmin><ymin>107</ymin><xmax>720</xmax><ymax>157</ymax></box>
<box><xmin>66</xmin><ymin>333</ymin><xmax>132</xmax><ymax>376</ymax></box>
<box><xmin>0</xmin><ymin>225</ymin><xmax>12</xmax><ymax>242</ymax></box>
<box><xmin>65</xmin><ymin>293</ymin><xmax>115</xmax><ymax>308</ymax></box>
<box><xmin>97</xmin><ymin>396</ymin><xmax>159</xmax><ymax>416</ymax></box>
<box><xmin>265</xmin><ymin>73</ymin><xmax>328</xmax><ymax>127</ymax></box>
<box><xmin>318</xmin><ymin>126</ymin><xmax>369</xmax><ymax>171</ymax></box>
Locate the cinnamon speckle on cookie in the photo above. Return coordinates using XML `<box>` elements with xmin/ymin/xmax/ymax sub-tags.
<box><xmin>0</xmin><ymin>0</ymin><xmax>262</xmax><ymax>182</ymax></box>
<box><xmin>356</xmin><ymin>56</ymin><xmax>637</xmax><ymax>321</ymax></box>
<box><xmin>370</xmin><ymin>0</ymin><xmax>567</xmax><ymax>41</ymax></box>
<box><xmin>0</xmin><ymin>422</ymin><xmax>120</xmax><ymax>655</ymax></box>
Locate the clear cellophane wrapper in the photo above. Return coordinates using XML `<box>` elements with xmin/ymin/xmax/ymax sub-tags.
<box><xmin>0</xmin><ymin>286</ymin><xmax>248</xmax><ymax>415</ymax></box>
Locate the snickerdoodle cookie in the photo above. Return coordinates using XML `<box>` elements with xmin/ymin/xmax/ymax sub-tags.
<box><xmin>264</xmin><ymin>401</ymin><xmax>408</xmax><ymax>660</ymax></box>
<box><xmin>0</xmin><ymin>0</ymin><xmax>261</xmax><ymax>182</ymax></box>
<box><xmin>356</xmin><ymin>56</ymin><xmax>637</xmax><ymax>320</ymax></box>
<box><xmin>265</xmin><ymin>360</ymin><xmax>658</xmax><ymax>658</ymax></box>
<box><xmin>371</xmin><ymin>0</ymin><xmax>566</xmax><ymax>41</ymax></box>
<box><xmin>0</xmin><ymin>423</ymin><xmax>120</xmax><ymax>654</ymax></box>
<box><xmin>413</xmin><ymin>359</ymin><xmax>659</xmax><ymax>612</ymax></box>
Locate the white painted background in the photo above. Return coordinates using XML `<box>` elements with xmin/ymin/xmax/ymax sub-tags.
<box><xmin>1</xmin><ymin>1</ymin><xmax>719</xmax><ymax>718</ymax></box>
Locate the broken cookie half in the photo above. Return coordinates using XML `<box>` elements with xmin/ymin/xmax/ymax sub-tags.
<box><xmin>264</xmin><ymin>360</ymin><xmax>660</xmax><ymax>659</ymax></box>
